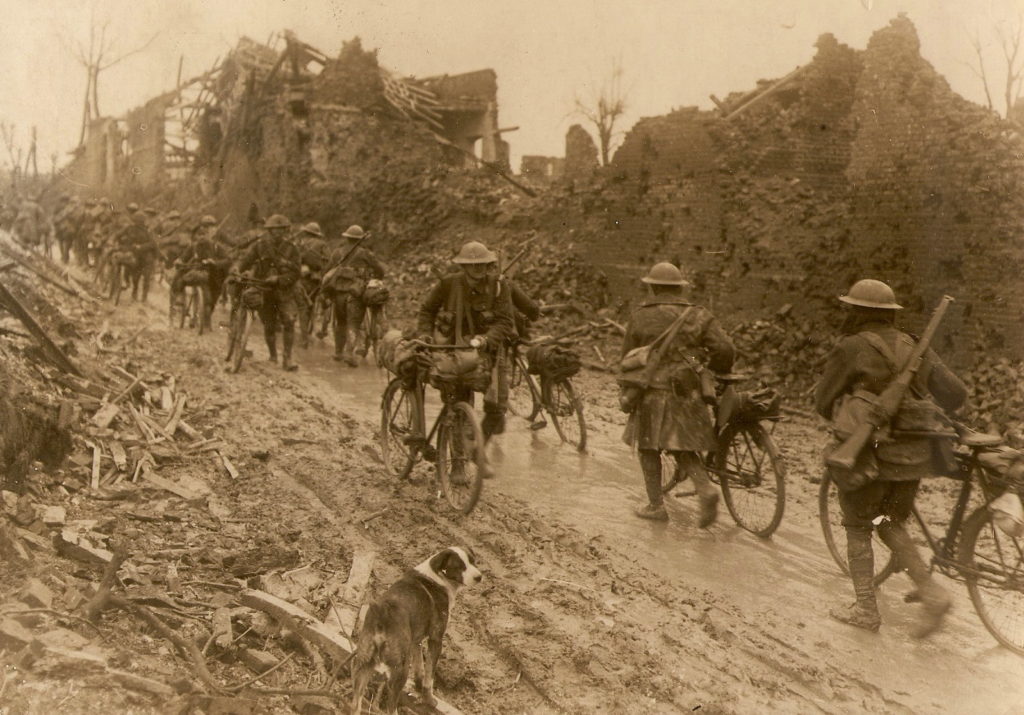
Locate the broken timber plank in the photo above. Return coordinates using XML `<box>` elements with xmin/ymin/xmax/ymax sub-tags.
<box><xmin>326</xmin><ymin>550</ymin><xmax>375</xmax><ymax>637</ymax></box>
<box><xmin>164</xmin><ymin>394</ymin><xmax>186</xmax><ymax>435</ymax></box>
<box><xmin>91</xmin><ymin>402</ymin><xmax>120</xmax><ymax>429</ymax></box>
<box><xmin>211</xmin><ymin>607</ymin><xmax>233</xmax><ymax>649</ymax></box>
<box><xmin>141</xmin><ymin>469</ymin><xmax>200</xmax><ymax>501</ymax></box>
<box><xmin>218</xmin><ymin>451</ymin><xmax>239</xmax><ymax>480</ymax></box>
<box><xmin>240</xmin><ymin>589</ymin><xmax>465</xmax><ymax>714</ymax></box>
<box><xmin>0</xmin><ymin>281</ymin><xmax>82</xmax><ymax>375</ymax></box>
<box><xmin>89</xmin><ymin>442</ymin><xmax>101</xmax><ymax>489</ymax></box>
<box><xmin>109</xmin><ymin>441</ymin><xmax>128</xmax><ymax>472</ymax></box>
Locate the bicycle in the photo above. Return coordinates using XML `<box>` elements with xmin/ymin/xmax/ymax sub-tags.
<box><xmin>361</xmin><ymin>279</ymin><xmax>390</xmax><ymax>363</ymax></box>
<box><xmin>507</xmin><ymin>340</ymin><xmax>587</xmax><ymax>452</ymax></box>
<box><xmin>172</xmin><ymin>263</ymin><xmax>210</xmax><ymax>335</ymax></box>
<box><xmin>107</xmin><ymin>250</ymin><xmax>135</xmax><ymax>306</ymax></box>
<box><xmin>380</xmin><ymin>341</ymin><xmax>489</xmax><ymax>515</ymax></box>
<box><xmin>819</xmin><ymin>427</ymin><xmax>1024</xmax><ymax>655</ymax></box>
<box><xmin>224</xmin><ymin>275</ymin><xmax>269</xmax><ymax>374</ymax></box>
<box><xmin>662</xmin><ymin>375</ymin><xmax>786</xmax><ymax>538</ymax></box>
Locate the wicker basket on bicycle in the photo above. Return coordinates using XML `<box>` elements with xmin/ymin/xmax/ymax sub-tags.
<box><xmin>526</xmin><ymin>343</ymin><xmax>581</xmax><ymax>381</ymax></box>
<box><xmin>429</xmin><ymin>348</ymin><xmax>491</xmax><ymax>393</ymax></box>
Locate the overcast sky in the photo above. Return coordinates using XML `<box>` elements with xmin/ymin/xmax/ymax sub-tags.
<box><xmin>2</xmin><ymin>0</ymin><xmax>1022</xmax><ymax>172</ymax></box>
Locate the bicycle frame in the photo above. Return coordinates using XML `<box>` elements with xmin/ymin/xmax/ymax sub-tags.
<box><xmin>909</xmin><ymin>449</ymin><xmax>1015</xmax><ymax>584</ymax></box>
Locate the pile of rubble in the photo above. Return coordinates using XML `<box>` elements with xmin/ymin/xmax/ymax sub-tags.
<box><xmin>0</xmin><ymin>235</ymin><xmax>402</xmax><ymax>712</ymax></box>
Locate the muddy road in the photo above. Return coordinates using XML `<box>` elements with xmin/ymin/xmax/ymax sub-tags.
<box><xmin>84</xmin><ymin>278</ymin><xmax>1020</xmax><ymax>715</ymax></box>
<box><xmin>6</xmin><ymin>251</ymin><xmax>1023</xmax><ymax>715</ymax></box>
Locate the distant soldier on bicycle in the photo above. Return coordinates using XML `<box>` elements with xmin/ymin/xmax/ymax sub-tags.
<box><xmin>416</xmin><ymin>240</ymin><xmax>516</xmax><ymax>439</ymax></box>
<box><xmin>322</xmin><ymin>225</ymin><xmax>384</xmax><ymax>366</ymax></box>
<box><xmin>123</xmin><ymin>210</ymin><xmax>159</xmax><ymax>302</ymax></box>
<box><xmin>620</xmin><ymin>262</ymin><xmax>734</xmax><ymax>524</ymax></box>
<box><xmin>815</xmin><ymin>278</ymin><xmax>967</xmax><ymax>636</ymax></box>
<box><xmin>235</xmin><ymin>213</ymin><xmax>302</xmax><ymax>371</ymax></box>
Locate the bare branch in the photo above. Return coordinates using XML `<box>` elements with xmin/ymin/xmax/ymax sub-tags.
<box><xmin>573</xmin><ymin>58</ymin><xmax>628</xmax><ymax>166</ymax></box>
<box><xmin>968</xmin><ymin>31</ymin><xmax>995</xmax><ymax>111</ymax></box>
<box><xmin>98</xmin><ymin>32</ymin><xmax>159</xmax><ymax>71</ymax></box>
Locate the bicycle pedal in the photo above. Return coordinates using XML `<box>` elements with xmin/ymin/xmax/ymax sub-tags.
<box><xmin>530</xmin><ymin>420</ymin><xmax>548</xmax><ymax>431</ymax></box>
<box><xmin>422</xmin><ymin>446</ymin><xmax>438</xmax><ymax>463</ymax></box>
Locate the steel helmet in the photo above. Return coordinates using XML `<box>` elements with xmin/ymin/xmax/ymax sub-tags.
<box><xmin>641</xmin><ymin>262</ymin><xmax>690</xmax><ymax>286</ymax></box>
<box><xmin>200</xmin><ymin>215</ymin><xmax>218</xmax><ymax>227</ymax></box>
<box><xmin>839</xmin><ymin>279</ymin><xmax>903</xmax><ymax>310</ymax></box>
<box><xmin>127</xmin><ymin>202</ymin><xmax>140</xmax><ymax>212</ymax></box>
<box><xmin>300</xmin><ymin>222</ymin><xmax>323</xmax><ymax>237</ymax></box>
<box><xmin>264</xmin><ymin>214</ymin><xmax>291</xmax><ymax>229</ymax></box>
<box><xmin>453</xmin><ymin>241</ymin><xmax>497</xmax><ymax>264</ymax></box>
<box><xmin>342</xmin><ymin>224</ymin><xmax>367</xmax><ymax>240</ymax></box>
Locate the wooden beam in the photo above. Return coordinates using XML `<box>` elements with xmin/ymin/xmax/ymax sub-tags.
<box><xmin>0</xmin><ymin>281</ymin><xmax>82</xmax><ymax>375</ymax></box>
<box><xmin>723</xmin><ymin>65</ymin><xmax>808</xmax><ymax>121</ymax></box>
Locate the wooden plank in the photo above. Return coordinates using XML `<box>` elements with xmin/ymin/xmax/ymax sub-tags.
<box><xmin>164</xmin><ymin>394</ymin><xmax>186</xmax><ymax>435</ymax></box>
<box><xmin>160</xmin><ymin>386</ymin><xmax>174</xmax><ymax>411</ymax></box>
<box><xmin>89</xmin><ymin>442</ymin><xmax>101</xmax><ymax>489</ymax></box>
<box><xmin>109</xmin><ymin>441</ymin><xmax>127</xmax><ymax>472</ymax></box>
<box><xmin>240</xmin><ymin>589</ymin><xmax>464</xmax><ymax>714</ymax></box>
<box><xmin>211</xmin><ymin>607</ymin><xmax>233</xmax><ymax>649</ymax></box>
<box><xmin>141</xmin><ymin>469</ymin><xmax>200</xmax><ymax>500</ymax></box>
<box><xmin>91</xmin><ymin>402</ymin><xmax>120</xmax><ymax>429</ymax></box>
<box><xmin>218</xmin><ymin>451</ymin><xmax>239</xmax><ymax>480</ymax></box>
<box><xmin>0</xmin><ymin>281</ymin><xmax>82</xmax><ymax>375</ymax></box>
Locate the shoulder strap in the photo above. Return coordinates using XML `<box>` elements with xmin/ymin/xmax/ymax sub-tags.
<box><xmin>857</xmin><ymin>331</ymin><xmax>927</xmax><ymax>399</ymax></box>
<box><xmin>643</xmin><ymin>306</ymin><xmax>694</xmax><ymax>379</ymax></box>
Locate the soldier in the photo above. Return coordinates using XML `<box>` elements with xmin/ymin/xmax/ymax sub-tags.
<box><xmin>173</xmin><ymin>216</ymin><xmax>226</xmax><ymax>328</ymax></box>
<box><xmin>815</xmin><ymin>279</ymin><xmax>967</xmax><ymax>636</ymax></box>
<box><xmin>416</xmin><ymin>240</ymin><xmax>516</xmax><ymax>439</ymax></box>
<box><xmin>123</xmin><ymin>211</ymin><xmax>159</xmax><ymax>302</ymax></box>
<box><xmin>294</xmin><ymin>222</ymin><xmax>328</xmax><ymax>348</ymax></box>
<box><xmin>620</xmin><ymin>262</ymin><xmax>734</xmax><ymax>524</ymax></box>
<box><xmin>53</xmin><ymin>195</ymin><xmax>79</xmax><ymax>264</ymax></box>
<box><xmin>322</xmin><ymin>225</ymin><xmax>384</xmax><ymax>366</ymax></box>
<box><xmin>235</xmin><ymin>214</ymin><xmax>301</xmax><ymax>371</ymax></box>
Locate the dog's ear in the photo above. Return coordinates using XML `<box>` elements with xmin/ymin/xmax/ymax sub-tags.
<box><xmin>429</xmin><ymin>549</ymin><xmax>456</xmax><ymax>577</ymax></box>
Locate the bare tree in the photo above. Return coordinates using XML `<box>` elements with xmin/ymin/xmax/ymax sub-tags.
<box><xmin>59</xmin><ymin>6</ymin><xmax>158</xmax><ymax>146</ymax></box>
<box><xmin>996</xmin><ymin>15</ymin><xmax>1024</xmax><ymax>119</ymax></box>
<box><xmin>966</xmin><ymin>15</ymin><xmax>1024</xmax><ymax>119</ymax></box>
<box><xmin>574</xmin><ymin>59</ymin><xmax>628</xmax><ymax>166</ymax></box>
<box><xmin>1</xmin><ymin>122</ymin><xmax>24</xmax><ymax>185</ymax></box>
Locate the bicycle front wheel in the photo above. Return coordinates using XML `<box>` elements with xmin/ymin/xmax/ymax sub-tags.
<box><xmin>548</xmin><ymin>379</ymin><xmax>587</xmax><ymax>452</ymax></box>
<box><xmin>714</xmin><ymin>422</ymin><xmax>786</xmax><ymax>538</ymax></box>
<box><xmin>507</xmin><ymin>355</ymin><xmax>539</xmax><ymax>421</ymax></box>
<box><xmin>380</xmin><ymin>377</ymin><xmax>416</xmax><ymax>478</ymax></box>
<box><xmin>818</xmin><ymin>471</ymin><xmax>898</xmax><ymax>584</ymax></box>
<box><xmin>960</xmin><ymin>502</ymin><xmax>1024</xmax><ymax>656</ymax></box>
<box><xmin>436</xmin><ymin>401</ymin><xmax>486</xmax><ymax>515</ymax></box>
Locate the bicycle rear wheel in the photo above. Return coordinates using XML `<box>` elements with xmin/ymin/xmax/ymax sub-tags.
<box><xmin>960</xmin><ymin>502</ymin><xmax>1024</xmax><ymax>656</ymax></box>
<box><xmin>714</xmin><ymin>422</ymin><xmax>786</xmax><ymax>538</ymax></box>
<box><xmin>508</xmin><ymin>355</ymin><xmax>539</xmax><ymax>421</ymax></box>
<box><xmin>548</xmin><ymin>379</ymin><xmax>587</xmax><ymax>452</ymax></box>
<box><xmin>380</xmin><ymin>377</ymin><xmax>416</xmax><ymax>478</ymax></box>
<box><xmin>436</xmin><ymin>401</ymin><xmax>485</xmax><ymax>515</ymax></box>
<box><xmin>230</xmin><ymin>309</ymin><xmax>252</xmax><ymax>374</ymax></box>
<box><xmin>818</xmin><ymin>471</ymin><xmax>898</xmax><ymax>584</ymax></box>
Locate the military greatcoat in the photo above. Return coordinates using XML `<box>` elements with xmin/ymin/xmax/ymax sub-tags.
<box><xmin>620</xmin><ymin>299</ymin><xmax>734</xmax><ymax>452</ymax></box>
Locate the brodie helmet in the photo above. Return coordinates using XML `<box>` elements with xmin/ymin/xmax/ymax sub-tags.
<box><xmin>641</xmin><ymin>262</ymin><xmax>690</xmax><ymax>286</ymax></box>
<box><xmin>839</xmin><ymin>279</ymin><xmax>903</xmax><ymax>310</ymax></box>
<box><xmin>453</xmin><ymin>241</ymin><xmax>497</xmax><ymax>264</ymax></box>
<box><xmin>264</xmin><ymin>214</ymin><xmax>291</xmax><ymax>229</ymax></box>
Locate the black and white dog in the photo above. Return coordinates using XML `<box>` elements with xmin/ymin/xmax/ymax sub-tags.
<box><xmin>351</xmin><ymin>546</ymin><xmax>483</xmax><ymax>714</ymax></box>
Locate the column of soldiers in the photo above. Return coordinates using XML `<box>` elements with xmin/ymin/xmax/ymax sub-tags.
<box><xmin>9</xmin><ymin>193</ymin><xmax>971</xmax><ymax>642</ymax></box>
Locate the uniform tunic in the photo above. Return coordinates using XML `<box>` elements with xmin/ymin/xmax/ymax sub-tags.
<box><xmin>416</xmin><ymin>273</ymin><xmax>515</xmax><ymax>349</ymax></box>
<box><xmin>620</xmin><ymin>299</ymin><xmax>734</xmax><ymax>452</ymax></box>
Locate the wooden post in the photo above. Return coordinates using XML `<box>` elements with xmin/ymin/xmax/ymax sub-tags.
<box><xmin>0</xmin><ymin>280</ymin><xmax>82</xmax><ymax>375</ymax></box>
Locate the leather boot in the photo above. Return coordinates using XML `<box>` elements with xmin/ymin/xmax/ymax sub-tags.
<box><xmin>342</xmin><ymin>328</ymin><xmax>359</xmax><ymax>367</ymax></box>
<box><xmin>684</xmin><ymin>455</ymin><xmax>719</xmax><ymax>528</ymax></box>
<box><xmin>281</xmin><ymin>327</ymin><xmax>298</xmax><ymax>372</ymax></box>
<box><xmin>830</xmin><ymin>527</ymin><xmax>881</xmax><ymax>632</ymax></box>
<box><xmin>353</xmin><ymin>327</ymin><xmax>368</xmax><ymax>357</ymax></box>
<box><xmin>265</xmin><ymin>326</ymin><xmax>278</xmax><ymax>363</ymax></box>
<box><xmin>878</xmin><ymin>521</ymin><xmax>950</xmax><ymax>638</ymax></box>
<box><xmin>333</xmin><ymin>322</ymin><xmax>346</xmax><ymax>361</ymax></box>
<box><xmin>635</xmin><ymin>451</ymin><xmax>668</xmax><ymax>521</ymax></box>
